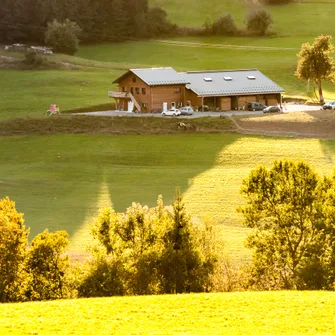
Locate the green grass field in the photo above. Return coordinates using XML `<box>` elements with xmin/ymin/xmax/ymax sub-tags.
<box><xmin>1</xmin><ymin>291</ymin><xmax>334</xmax><ymax>334</ymax></box>
<box><xmin>1</xmin><ymin>1</ymin><xmax>335</xmax><ymax>120</ymax></box>
<box><xmin>2</xmin><ymin>133</ymin><xmax>335</xmax><ymax>260</ymax></box>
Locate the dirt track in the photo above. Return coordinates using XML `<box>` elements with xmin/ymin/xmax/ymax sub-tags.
<box><xmin>233</xmin><ymin>110</ymin><xmax>335</xmax><ymax>139</ymax></box>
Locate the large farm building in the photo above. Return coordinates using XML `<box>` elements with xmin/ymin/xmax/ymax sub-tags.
<box><xmin>109</xmin><ymin>67</ymin><xmax>285</xmax><ymax>112</ymax></box>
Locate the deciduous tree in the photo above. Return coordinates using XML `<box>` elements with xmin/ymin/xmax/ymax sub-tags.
<box><xmin>239</xmin><ymin>160</ymin><xmax>335</xmax><ymax>290</ymax></box>
<box><xmin>0</xmin><ymin>197</ymin><xmax>29</xmax><ymax>302</ymax></box>
<box><xmin>295</xmin><ymin>35</ymin><xmax>335</xmax><ymax>104</ymax></box>
<box><xmin>246</xmin><ymin>9</ymin><xmax>272</xmax><ymax>36</ymax></box>
<box><xmin>26</xmin><ymin>230</ymin><xmax>70</xmax><ymax>300</ymax></box>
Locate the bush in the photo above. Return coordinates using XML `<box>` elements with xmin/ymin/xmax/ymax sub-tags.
<box><xmin>25</xmin><ymin>230</ymin><xmax>71</xmax><ymax>301</ymax></box>
<box><xmin>246</xmin><ymin>9</ymin><xmax>273</xmax><ymax>36</ymax></box>
<box><xmin>45</xmin><ymin>19</ymin><xmax>81</xmax><ymax>55</ymax></box>
<box><xmin>0</xmin><ymin>197</ymin><xmax>29</xmax><ymax>302</ymax></box>
<box><xmin>24</xmin><ymin>49</ymin><xmax>46</xmax><ymax>66</ymax></box>
<box><xmin>212</xmin><ymin>13</ymin><xmax>238</xmax><ymax>35</ymax></box>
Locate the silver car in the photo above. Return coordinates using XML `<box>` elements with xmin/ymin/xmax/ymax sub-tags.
<box><xmin>179</xmin><ymin>106</ymin><xmax>194</xmax><ymax>115</ymax></box>
<box><xmin>161</xmin><ymin>109</ymin><xmax>181</xmax><ymax>116</ymax></box>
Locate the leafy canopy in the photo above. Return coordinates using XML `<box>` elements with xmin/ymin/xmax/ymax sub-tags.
<box><xmin>295</xmin><ymin>35</ymin><xmax>335</xmax><ymax>103</ymax></box>
<box><xmin>239</xmin><ymin>160</ymin><xmax>335</xmax><ymax>290</ymax></box>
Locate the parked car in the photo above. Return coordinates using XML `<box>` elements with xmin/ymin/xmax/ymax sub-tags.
<box><xmin>179</xmin><ymin>106</ymin><xmax>194</xmax><ymax>115</ymax></box>
<box><xmin>263</xmin><ymin>105</ymin><xmax>281</xmax><ymax>113</ymax></box>
<box><xmin>247</xmin><ymin>102</ymin><xmax>267</xmax><ymax>111</ymax></box>
<box><xmin>161</xmin><ymin>109</ymin><xmax>181</xmax><ymax>116</ymax></box>
<box><xmin>197</xmin><ymin>105</ymin><xmax>210</xmax><ymax>112</ymax></box>
<box><xmin>322</xmin><ymin>101</ymin><xmax>335</xmax><ymax>110</ymax></box>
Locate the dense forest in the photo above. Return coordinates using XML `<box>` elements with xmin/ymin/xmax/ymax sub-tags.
<box><xmin>0</xmin><ymin>0</ymin><xmax>176</xmax><ymax>43</ymax></box>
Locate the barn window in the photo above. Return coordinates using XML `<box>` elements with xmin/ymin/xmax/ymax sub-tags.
<box><xmin>224</xmin><ymin>76</ymin><xmax>232</xmax><ymax>81</ymax></box>
<box><xmin>142</xmin><ymin>88</ymin><xmax>146</xmax><ymax>95</ymax></box>
<box><xmin>122</xmin><ymin>86</ymin><xmax>126</xmax><ymax>92</ymax></box>
<box><xmin>132</xmin><ymin>77</ymin><xmax>136</xmax><ymax>83</ymax></box>
<box><xmin>130</xmin><ymin>87</ymin><xmax>134</xmax><ymax>94</ymax></box>
<box><xmin>247</xmin><ymin>76</ymin><xmax>256</xmax><ymax>80</ymax></box>
<box><xmin>135</xmin><ymin>87</ymin><xmax>140</xmax><ymax>94</ymax></box>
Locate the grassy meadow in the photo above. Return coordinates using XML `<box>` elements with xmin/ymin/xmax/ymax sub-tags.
<box><xmin>1</xmin><ymin>0</ymin><xmax>335</xmax><ymax>120</ymax></box>
<box><xmin>1</xmin><ymin>291</ymin><xmax>335</xmax><ymax>334</ymax></box>
<box><xmin>2</xmin><ymin>133</ymin><xmax>335</xmax><ymax>261</ymax></box>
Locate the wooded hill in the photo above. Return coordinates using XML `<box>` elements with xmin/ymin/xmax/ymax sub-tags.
<box><xmin>0</xmin><ymin>0</ymin><xmax>176</xmax><ymax>43</ymax></box>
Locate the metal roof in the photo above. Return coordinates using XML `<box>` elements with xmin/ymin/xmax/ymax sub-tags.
<box><xmin>113</xmin><ymin>67</ymin><xmax>189</xmax><ymax>86</ymax></box>
<box><xmin>180</xmin><ymin>69</ymin><xmax>285</xmax><ymax>96</ymax></box>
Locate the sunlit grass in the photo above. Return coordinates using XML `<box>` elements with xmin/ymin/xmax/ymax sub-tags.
<box><xmin>1</xmin><ymin>291</ymin><xmax>335</xmax><ymax>334</ymax></box>
<box><xmin>2</xmin><ymin>133</ymin><xmax>335</xmax><ymax>261</ymax></box>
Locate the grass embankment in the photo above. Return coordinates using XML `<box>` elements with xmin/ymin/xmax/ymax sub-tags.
<box><xmin>2</xmin><ymin>132</ymin><xmax>335</xmax><ymax>261</ymax></box>
<box><xmin>0</xmin><ymin>116</ymin><xmax>234</xmax><ymax>136</ymax></box>
<box><xmin>1</xmin><ymin>291</ymin><xmax>334</xmax><ymax>334</ymax></box>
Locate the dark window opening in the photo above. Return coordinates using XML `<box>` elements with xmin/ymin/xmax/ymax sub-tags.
<box><xmin>135</xmin><ymin>87</ymin><xmax>140</xmax><ymax>94</ymax></box>
<box><xmin>133</xmin><ymin>77</ymin><xmax>136</xmax><ymax>83</ymax></box>
<box><xmin>130</xmin><ymin>87</ymin><xmax>134</xmax><ymax>94</ymax></box>
<box><xmin>142</xmin><ymin>88</ymin><xmax>146</xmax><ymax>95</ymax></box>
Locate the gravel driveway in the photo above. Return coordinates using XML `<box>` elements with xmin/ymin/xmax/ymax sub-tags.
<box><xmin>76</xmin><ymin>104</ymin><xmax>320</xmax><ymax>118</ymax></box>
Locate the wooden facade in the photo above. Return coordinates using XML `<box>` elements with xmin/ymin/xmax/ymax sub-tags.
<box><xmin>115</xmin><ymin>72</ymin><xmax>185</xmax><ymax>112</ymax></box>
<box><xmin>112</xmin><ymin>70</ymin><xmax>283</xmax><ymax>113</ymax></box>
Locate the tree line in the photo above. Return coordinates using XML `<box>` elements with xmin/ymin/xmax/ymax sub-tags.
<box><xmin>0</xmin><ymin>0</ymin><xmax>176</xmax><ymax>43</ymax></box>
<box><xmin>2</xmin><ymin>159</ymin><xmax>335</xmax><ymax>303</ymax></box>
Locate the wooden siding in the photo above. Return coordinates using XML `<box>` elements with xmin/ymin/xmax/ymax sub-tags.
<box><xmin>151</xmin><ymin>85</ymin><xmax>185</xmax><ymax>112</ymax></box>
<box><xmin>117</xmin><ymin>73</ymin><xmax>151</xmax><ymax>111</ymax></box>
<box><xmin>238</xmin><ymin>95</ymin><xmax>257</xmax><ymax>109</ymax></box>
<box><xmin>219</xmin><ymin>97</ymin><xmax>231</xmax><ymax>111</ymax></box>
<box><xmin>185</xmin><ymin>90</ymin><xmax>202</xmax><ymax>110</ymax></box>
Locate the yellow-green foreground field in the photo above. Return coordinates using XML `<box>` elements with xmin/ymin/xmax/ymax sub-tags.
<box><xmin>1</xmin><ymin>291</ymin><xmax>334</xmax><ymax>334</ymax></box>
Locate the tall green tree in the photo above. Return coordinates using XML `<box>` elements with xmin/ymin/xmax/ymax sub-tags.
<box><xmin>239</xmin><ymin>160</ymin><xmax>335</xmax><ymax>290</ymax></box>
<box><xmin>26</xmin><ymin>230</ymin><xmax>70</xmax><ymax>300</ymax></box>
<box><xmin>0</xmin><ymin>197</ymin><xmax>29</xmax><ymax>302</ymax></box>
<box><xmin>295</xmin><ymin>35</ymin><xmax>335</xmax><ymax>103</ymax></box>
<box><xmin>246</xmin><ymin>9</ymin><xmax>272</xmax><ymax>36</ymax></box>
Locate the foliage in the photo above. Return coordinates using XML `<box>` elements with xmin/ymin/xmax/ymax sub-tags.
<box><xmin>0</xmin><ymin>0</ymin><xmax>176</xmax><ymax>44</ymax></box>
<box><xmin>211</xmin><ymin>13</ymin><xmax>238</xmax><ymax>36</ymax></box>
<box><xmin>24</xmin><ymin>49</ymin><xmax>47</xmax><ymax>66</ymax></box>
<box><xmin>246</xmin><ymin>9</ymin><xmax>273</xmax><ymax>36</ymax></box>
<box><xmin>0</xmin><ymin>197</ymin><xmax>29</xmax><ymax>302</ymax></box>
<box><xmin>295</xmin><ymin>35</ymin><xmax>335</xmax><ymax>103</ymax></box>
<box><xmin>45</xmin><ymin>19</ymin><xmax>81</xmax><ymax>55</ymax></box>
<box><xmin>86</xmin><ymin>194</ymin><xmax>217</xmax><ymax>295</ymax></box>
<box><xmin>239</xmin><ymin>160</ymin><xmax>335</xmax><ymax>290</ymax></box>
<box><xmin>25</xmin><ymin>230</ymin><xmax>71</xmax><ymax>300</ymax></box>
<box><xmin>77</xmin><ymin>254</ymin><xmax>126</xmax><ymax>297</ymax></box>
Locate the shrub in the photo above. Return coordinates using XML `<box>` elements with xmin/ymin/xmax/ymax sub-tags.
<box><xmin>24</xmin><ymin>49</ymin><xmax>46</xmax><ymax>66</ymax></box>
<box><xmin>246</xmin><ymin>9</ymin><xmax>273</xmax><ymax>36</ymax></box>
<box><xmin>212</xmin><ymin>13</ymin><xmax>238</xmax><ymax>35</ymax></box>
<box><xmin>45</xmin><ymin>19</ymin><xmax>81</xmax><ymax>55</ymax></box>
<box><xmin>0</xmin><ymin>197</ymin><xmax>29</xmax><ymax>302</ymax></box>
<box><xmin>25</xmin><ymin>230</ymin><xmax>71</xmax><ymax>301</ymax></box>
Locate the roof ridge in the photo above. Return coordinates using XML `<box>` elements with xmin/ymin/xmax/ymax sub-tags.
<box><xmin>184</xmin><ymin>69</ymin><xmax>258</xmax><ymax>74</ymax></box>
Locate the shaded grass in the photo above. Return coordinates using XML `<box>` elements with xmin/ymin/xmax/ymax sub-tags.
<box><xmin>2</xmin><ymin>132</ymin><xmax>335</xmax><ymax>261</ymax></box>
<box><xmin>1</xmin><ymin>291</ymin><xmax>335</xmax><ymax>334</ymax></box>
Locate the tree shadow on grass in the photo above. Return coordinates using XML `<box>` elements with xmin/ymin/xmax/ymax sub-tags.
<box><xmin>0</xmin><ymin>133</ymin><xmax>238</xmax><ymax>249</ymax></box>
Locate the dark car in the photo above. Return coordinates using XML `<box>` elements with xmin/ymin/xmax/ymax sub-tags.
<box><xmin>263</xmin><ymin>105</ymin><xmax>281</xmax><ymax>113</ymax></box>
<box><xmin>247</xmin><ymin>102</ymin><xmax>267</xmax><ymax>111</ymax></box>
